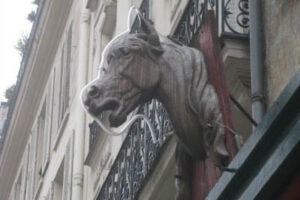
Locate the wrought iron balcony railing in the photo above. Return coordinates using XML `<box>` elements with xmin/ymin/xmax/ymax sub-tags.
<box><xmin>97</xmin><ymin>100</ymin><xmax>173</xmax><ymax>200</ymax></box>
<box><xmin>89</xmin><ymin>0</ymin><xmax>249</xmax><ymax>199</ymax></box>
<box><xmin>221</xmin><ymin>0</ymin><xmax>249</xmax><ymax>38</ymax></box>
<box><xmin>173</xmin><ymin>0</ymin><xmax>249</xmax><ymax>45</ymax></box>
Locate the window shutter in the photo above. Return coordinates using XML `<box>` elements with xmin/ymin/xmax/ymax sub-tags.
<box><xmin>26</xmin><ymin>127</ymin><xmax>37</xmax><ymax>200</ymax></box>
<box><xmin>62</xmin><ymin>43</ymin><xmax>68</xmax><ymax>117</ymax></box>
<box><xmin>32</xmin><ymin>123</ymin><xmax>38</xmax><ymax>197</ymax></box>
<box><xmin>42</xmin><ymin>74</ymin><xmax>54</xmax><ymax>175</ymax></box>
<box><xmin>58</xmin><ymin>44</ymin><xmax>66</xmax><ymax>126</ymax></box>
<box><xmin>45</xmin><ymin>181</ymin><xmax>54</xmax><ymax>200</ymax></box>
<box><xmin>57</xmin><ymin>24</ymin><xmax>72</xmax><ymax>128</ymax></box>
<box><xmin>10</xmin><ymin>189</ymin><xmax>15</xmax><ymax>200</ymax></box>
<box><xmin>62</xmin><ymin>133</ymin><xmax>74</xmax><ymax>200</ymax></box>
<box><xmin>34</xmin><ymin>115</ymin><xmax>44</xmax><ymax>193</ymax></box>
<box><xmin>20</xmin><ymin>146</ymin><xmax>29</xmax><ymax>199</ymax></box>
<box><xmin>25</xmin><ymin>144</ymin><xmax>31</xmax><ymax>200</ymax></box>
<box><xmin>64</xmin><ymin>24</ymin><xmax>72</xmax><ymax>112</ymax></box>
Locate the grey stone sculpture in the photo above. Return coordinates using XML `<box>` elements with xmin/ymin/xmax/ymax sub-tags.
<box><xmin>81</xmin><ymin>14</ymin><xmax>228</xmax><ymax>199</ymax></box>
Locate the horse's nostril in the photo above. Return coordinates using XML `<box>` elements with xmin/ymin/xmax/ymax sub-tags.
<box><xmin>88</xmin><ymin>86</ymin><xmax>100</xmax><ymax>98</ymax></box>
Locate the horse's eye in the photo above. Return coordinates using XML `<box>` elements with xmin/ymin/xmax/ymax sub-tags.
<box><xmin>102</xmin><ymin>67</ymin><xmax>107</xmax><ymax>73</ymax></box>
<box><xmin>119</xmin><ymin>47</ymin><xmax>130</xmax><ymax>56</ymax></box>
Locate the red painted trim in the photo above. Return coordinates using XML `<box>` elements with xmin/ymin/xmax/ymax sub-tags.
<box><xmin>191</xmin><ymin>11</ymin><xmax>238</xmax><ymax>200</ymax></box>
<box><xmin>192</xmin><ymin>159</ymin><xmax>221</xmax><ymax>200</ymax></box>
<box><xmin>196</xmin><ymin>12</ymin><xmax>237</xmax><ymax>159</ymax></box>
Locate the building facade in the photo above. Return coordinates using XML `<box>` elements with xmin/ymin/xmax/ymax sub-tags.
<box><xmin>0</xmin><ymin>0</ymin><xmax>299</xmax><ymax>200</ymax></box>
<box><xmin>0</xmin><ymin>102</ymin><xmax>8</xmax><ymax>135</ymax></box>
<box><xmin>0</xmin><ymin>101</ymin><xmax>8</xmax><ymax>164</ymax></box>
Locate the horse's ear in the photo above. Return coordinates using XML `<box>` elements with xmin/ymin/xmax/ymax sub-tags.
<box><xmin>130</xmin><ymin>13</ymin><xmax>161</xmax><ymax>48</ymax></box>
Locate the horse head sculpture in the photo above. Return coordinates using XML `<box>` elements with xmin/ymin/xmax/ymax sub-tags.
<box><xmin>81</xmin><ymin>13</ymin><xmax>229</xmax><ymax>199</ymax></box>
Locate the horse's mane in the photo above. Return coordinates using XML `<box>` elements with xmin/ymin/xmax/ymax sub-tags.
<box><xmin>136</xmin><ymin>35</ymin><xmax>222</xmax><ymax>132</ymax></box>
<box><xmin>165</xmin><ymin>43</ymin><xmax>228</xmax><ymax>163</ymax></box>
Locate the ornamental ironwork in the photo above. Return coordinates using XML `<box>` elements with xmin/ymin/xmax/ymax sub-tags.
<box><xmin>173</xmin><ymin>0</ymin><xmax>217</xmax><ymax>45</ymax></box>
<box><xmin>173</xmin><ymin>0</ymin><xmax>249</xmax><ymax>45</ymax></box>
<box><xmin>97</xmin><ymin>100</ymin><xmax>173</xmax><ymax>200</ymax></box>
<box><xmin>222</xmin><ymin>0</ymin><xmax>249</xmax><ymax>38</ymax></box>
<box><xmin>89</xmin><ymin>121</ymin><xmax>101</xmax><ymax>148</ymax></box>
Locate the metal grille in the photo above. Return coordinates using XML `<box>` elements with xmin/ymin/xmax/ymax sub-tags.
<box><xmin>97</xmin><ymin>100</ymin><xmax>173</xmax><ymax>200</ymax></box>
<box><xmin>222</xmin><ymin>0</ymin><xmax>249</xmax><ymax>38</ymax></box>
<box><xmin>173</xmin><ymin>0</ymin><xmax>249</xmax><ymax>45</ymax></box>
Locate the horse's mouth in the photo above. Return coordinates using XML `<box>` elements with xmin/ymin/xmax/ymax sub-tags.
<box><xmin>96</xmin><ymin>96</ymin><xmax>142</xmax><ymax>127</ymax></box>
<box><xmin>108</xmin><ymin>111</ymin><xmax>127</xmax><ymax>127</ymax></box>
<box><xmin>84</xmin><ymin>89</ymin><xmax>143</xmax><ymax>128</ymax></box>
<box><xmin>88</xmin><ymin>98</ymin><xmax>127</xmax><ymax>127</ymax></box>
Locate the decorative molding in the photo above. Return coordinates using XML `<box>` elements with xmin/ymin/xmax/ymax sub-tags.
<box><xmin>173</xmin><ymin>0</ymin><xmax>217</xmax><ymax>45</ymax></box>
<box><xmin>221</xmin><ymin>0</ymin><xmax>249</xmax><ymax>37</ymax></box>
<box><xmin>172</xmin><ymin>0</ymin><xmax>249</xmax><ymax>45</ymax></box>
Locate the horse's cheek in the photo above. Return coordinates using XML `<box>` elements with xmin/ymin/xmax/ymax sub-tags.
<box><xmin>136</xmin><ymin>59</ymin><xmax>160</xmax><ymax>90</ymax></box>
<box><xmin>119</xmin><ymin>56</ymin><xmax>159</xmax><ymax>90</ymax></box>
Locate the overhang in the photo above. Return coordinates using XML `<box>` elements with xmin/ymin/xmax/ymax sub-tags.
<box><xmin>207</xmin><ymin>70</ymin><xmax>300</xmax><ymax>200</ymax></box>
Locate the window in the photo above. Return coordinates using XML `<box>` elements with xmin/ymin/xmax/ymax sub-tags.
<box><xmin>58</xmin><ymin>24</ymin><xmax>72</xmax><ymax>127</ymax></box>
<box><xmin>45</xmin><ymin>182</ymin><xmax>54</xmax><ymax>200</ymax></box>
<box><xmin>53</xmin><ymin>160</ymin><xmax>64</xmax><ymax>200</ymax></box>
<box><xmin>21</xmin><ymin>145</ymin><xmax>30</xmax><ymax>200</ymax></box>
<box><xmin>52</xmin><ymin>134</ymin><xmax>74</xmax><ymax>200</ymax></box>
<box><xmin>42</xmin><ymin>74</ymin><xmax>54</xmax><ymax>174</ymax></box>
<box><xmin>62</xmin><ymin>135</ymin><xmax>74</xmax><ymax>200</ymax></box>
<box><xmin>14</xmin><ymin>172</ymin><xmax>22</xmax><ymax>200</ymax></box>
<box><xmin>25</xmin><ymin>133</ymin><xmax>36</xmax><ymax>200</ymax></box>
<box><xmin>34</xmin><ymin>102</ymin><xmax>46</xmax><ymax>195</ymax></box>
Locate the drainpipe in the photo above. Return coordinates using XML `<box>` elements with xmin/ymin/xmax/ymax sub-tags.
<box><xmin>250</xmin><ymin>0</ymin><xmax>265</xmax><ymax>125</ymax></box>
<box><xmin>72</xmin><ymin>5</ymin><xmax>90</xmax><ymax>200</ymax></box>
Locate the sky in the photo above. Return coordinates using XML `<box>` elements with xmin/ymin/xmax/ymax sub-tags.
<box><xmin>0</xmin><ymin>0</ymin><xmax>36</xmax><ymax>102</ymax></box>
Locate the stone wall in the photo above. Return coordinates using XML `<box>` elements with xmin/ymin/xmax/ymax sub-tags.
<box><xmin>263</xmin><ymin>0</ymin><xmax>300</xmax><ymax>106</ymax></box>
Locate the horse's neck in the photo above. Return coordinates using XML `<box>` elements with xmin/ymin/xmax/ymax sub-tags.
<box><xmin>157</xmin><ymin>44</ymin><xmax>195</xmax><ymax>114</ymax></box>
